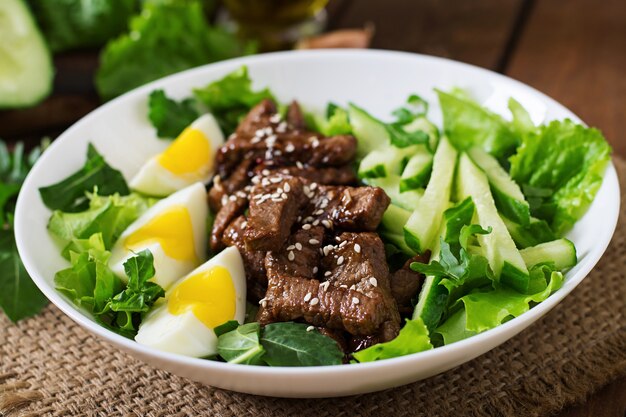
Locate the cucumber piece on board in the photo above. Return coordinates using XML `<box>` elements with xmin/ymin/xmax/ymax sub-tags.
<box><xmin>0</xmin><ymin>0</ymin><xmax>53</xmax><ymax>108</ymax></box>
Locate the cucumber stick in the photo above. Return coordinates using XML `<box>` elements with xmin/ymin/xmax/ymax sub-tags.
<box><xmin>380</xmin><ymin>204</ymin><xmax>415</xmax><ymax>255</ymax></box>
<box><xmin>468</xmin><ymin>147</ymin><xmax>530</xmax><ymax>226</ymax></box>
<box><xmin>412</xmin><ymin>229</ymin><xmax>446</xmax><ymax>332</ymax></box>
<box><xmin>400</xmin><ymin>145</ymin><xmax>432</xmax><ymax>191</ymax></box>
<box><xmin>457</xmin><ymin>154</ymin><xmax>530</xmax><ymax>292</ymax></box>
<box><xmin>403</xmin><ymin>116</ymin><xmax>440</xmax><ymax>151</ymax></box>
<box><xmin>520</xmin><ymin>239</ymin><xmax>577</xmax><ymax>270</ymax></box>
<box><xmin>364</xmin><ymin>176</ymin><xmax>423</xmax><ymax>211</ymax></box>
<box><xmin>348</xmin><ymin>103</ymin><xmax>390</xmax><ymax>158</ymax></box>
<box><xmin>403</xmin><ymin>137</ymin><xmax>458</xmax><ymax>253</ymax></box>
<box><xmin>0</xmin><ymin>0</ymin><xmax>53</xmax><ymax>108</ymax></box>
<box><xmin>358</xmin><ymin>145</ymin><xmax>415</xmax><ymax>178</ymax></box>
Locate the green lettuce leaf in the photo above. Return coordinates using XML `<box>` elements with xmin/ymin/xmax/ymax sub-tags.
<box><xmin>436</xmin><ymin>89</ymin><xmax>519</xmax><ymax>158</ymax></box>
<box><xmin>47</xmin><ymin>191</ymin><xmax>155</xmax><ymax>251</ymax></box>
<box><xmin>352</xmin><ymin>318</ymin><xmax>433</xmax><ymax>362</ymax></box>
<box><xmin>391</xmin><ymin>94</ymin><xmax>429</xmax><ymax>125</ymax></box>
<box><xmin>217</xmin><ymin>322</ymin><xmax>266</xmax><ymax>365</ymax></box>
<box><xmin>509</xmin><ymin>119</ymin><xmax>611</xmax><ymax>235</ymax></box>
<box><xmin>39</xmin><ymin>144</ymin><xmax>129</xmax><ymax>212</ymax></box>
<box><xmin>436</xmin><ymin>267</ymin><xmax>563</xmax><ymax>343</ymax></box>
<box><xmin>96</xmin><ymin>0</ymin><xmax>254</xmax><ymax>100</ymax></box>
<box><xmin>147</xmin><ymin>89</ymin><xmax>200</xmax><ymax>139</ymax></box>
<box><xmin>313</xmin><ymin>104</ymin><xmax>352</xmax><ymax>136</ymax></box>
<box><xmin>194</xmin><ymin>66</ymin><xmax>274</xmax><ymax>133</ymax></box>
<box><xmin>28</xmin><ymin>0</ymin><xmax>137</xmax><ymax>52</ymax></box>
<box><xmin>260</xmin><ymin>322</ymin><xmax>343</xmax><ymax>366</ymax></box>
<box><xmin>0</xmin><ymin>229</ymin><xmax>48</xmax><ymax>322</ymax></box>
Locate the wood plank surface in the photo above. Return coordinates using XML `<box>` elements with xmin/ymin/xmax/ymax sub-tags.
<box><xmin>328</xmin><ymin>0</ymin><xmax>524</xmax><ymax>70</ymax></box>
<box><xmin>506</xmin><ymin>0</ymin><xmax>626</xmax><ymax>156</ymax></box>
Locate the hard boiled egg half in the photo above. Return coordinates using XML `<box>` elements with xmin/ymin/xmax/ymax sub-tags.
<box><xmin>130</xmin><ymin>114</ymin><xmax>224</xmax><ymax>197</ymax></box>
<box><xmin>109</xmin><ymin>182</ymin><xmax>207</xmax><ymax>290</ymax></box>
<box><xmin>135</xmin><ymin>246</ymin><xmax>247</xmax><ymax>358</ymax></box>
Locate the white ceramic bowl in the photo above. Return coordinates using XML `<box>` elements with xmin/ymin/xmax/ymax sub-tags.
<box><xmin>15</xmin><ymin>50</ymin><xmax>620</xmax><ymax>398</ymax></box>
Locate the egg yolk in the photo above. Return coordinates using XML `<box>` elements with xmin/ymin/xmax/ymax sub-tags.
<box><xmin>125</xmin><ymin>205</ymin><xmax>198</xmax><ymax>263</ymax></box>
<box><xmin>167</xmin><ymin>266</ymin><xmax>236</xmax><ymax>328</ymax></box>
<box><xmin>158</xmin><ymin>127</ymin><xmax>211</xmax><ymax>176</ymax></box>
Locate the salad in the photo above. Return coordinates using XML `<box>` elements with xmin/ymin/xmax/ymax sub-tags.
<box><xmin>38</xmin><ymin>66</ymin><xmax>611</xmax><ymax>366</ymax></box>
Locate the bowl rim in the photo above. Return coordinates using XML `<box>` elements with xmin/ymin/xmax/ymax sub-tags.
<box><xmin>14</xmin><ymin>48</ymin><xmax>621</xmax><ymax>378</ymax></box>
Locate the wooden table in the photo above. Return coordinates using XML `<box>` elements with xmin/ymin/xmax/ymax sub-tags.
<box><xmin>0</xmin><ymin>0</ymin><xmax>624</xmax><ymax>415</ymax></box>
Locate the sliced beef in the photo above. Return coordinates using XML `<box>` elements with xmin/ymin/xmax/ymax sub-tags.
<box><xmin>320</xmin><ymin>232</ymin><xmax>400</xmax><ymax>341</ymax></box>
<box><xmin>222</xmin><ymin>216</ymin><xmax>267</xmax><ymax>301</ymax></box>
<box><xmin>305</xmin><ymin>135</ymin><xmax>357</xmax><ymax>167</ymax></box>
<box><xmin>244</xmin><ymin>176</ymin><xmax>305</xmax><ymax>251</ymax></box>
<box><xmin>257</xmin><ymin>274</ymin><xmax>389</xmax><ymax>335</ymax></box>
<box><xmin>253</xmin><ymin>164</ymin><xmax>357</xmax><ymax>186</ymax></box>
<box><xmin>264</xmin><ymin>226</ymin><xmax>325</xmax><ymax>279</ymax></box>
<box><xmin>210</xmin><ymin>196</ymin><xmax>247</xmax><ymax>252</ymax></box>
<box><xmin>208</xmin><ymin>159</ymin><xmax>252</xmax><ymax>212</ymax></box>
<box><xmin>286</xmin><ymin>101</ymin><xmax>306</xmax><ymax>130</ymax></box>
<box><xmin>390</xmin><ymin>253</ymin><xmax>430</xmax><ymax>315</ymax></box>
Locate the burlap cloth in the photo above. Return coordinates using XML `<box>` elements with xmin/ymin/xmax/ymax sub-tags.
<box><xmin>2</xmin><ymin>161</ymin><xmax>625</xmax><ymax>417</ymax></box>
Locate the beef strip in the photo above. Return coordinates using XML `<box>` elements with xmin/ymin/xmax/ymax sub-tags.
<box><xmin>244</xmin><ymin>176</ymin><xmax>305</xmax><ymax>251</ymax></box>
<box><xmin>210</xmin><ymin>196</ymin><xmax>247</xmax><ymax>252</ymax></box>
<box><xmin>208</xmin><ymin>159</ymin><xmax>252</xmax><ymax>212</ymax></box>
<box><xmin>263</xmin><ymin>226</ymin><xmax>325</xmax><ymax>279</ymax></box>
<box><xmin>321</xmin><ymin>232</ymin><xmax>400</xmax><ymax>342</ymax></box>
<box><xmin>253</xmin><ymin>164</ymin><xmax>358</xmax><ymax>186</ymax></box>
<box><xmin>286</xmin><ymin>101</ymin><xmax>306</xmax><ymax>130</ymax></box>
<box><xmin>222</xmin><ymin>216</ymin><xmax>267</xmax><ymax>301</ymax></box>
<box><xmin>390</xmin><ymin>253</ymin><xmax>430</xmax><ymax>315</ymax></box>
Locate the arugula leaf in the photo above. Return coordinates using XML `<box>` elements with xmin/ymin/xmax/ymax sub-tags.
<box><xmin>39</xmin><ymin>144</ymin><xmax>129</xmax><ymax>212</ymax></box>
<box><xmin>96</xmin><ymin>1</ymin><xmax>255</xmax><ymax>101</ymax></box>
<box><xmin>352</xmin><ymin>318</ymin><xmax>432</xmax><ymax>362</ymax></box>
<box><xmin>261</xmin><ymin>322</ymin><xmax>344</xmax><ymax>366</ymax></box>
<box><xmin>0</xmin><ymin>229</ymin><xmax>48</xmax><ymax>322</ymax></box>
<box><xmin>437</xmin><ymin>89</ymin><xmax>519</xmax><ymax>159</ymax></box>
<box><xmin>147</xmin><ymin>89</ymin><xmax>200</xmax><ymax>139</ymax></box>
<box><xmin>107</xmin><ymin>250</ymin><xmax>164</xmax><ymax>330</ymax></box>
<box><xmin>28</xmin><ymin>0</ymin><xmax>137</xmax><ymax>52</ymax></box>
<box><xmin>391</xmin><ymin>94</ymin><xmax>429</xmax><ymax>125</ymax></box>
<box><xmin>48</xmin><ymin>192</ymin><xmax>154</xmax><ymax>252</ymax></box>
<box><xmin>509</xmin><ymin>119</ymin><xmax>611</xmax><ymax>235</ymax></box>
<box><xmin>217</xmin><ymin>322</ymin><xmax>266</xmax><ymax>365</ymax></box>
<box><xmin>194</xmin><ymin>66</ymin><xmax>274</xmax><ymax>133</ymax></box>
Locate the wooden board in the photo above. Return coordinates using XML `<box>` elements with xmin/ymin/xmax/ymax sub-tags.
<box><xmin>506</xmin><ymin>0</ymin><xmax>626</xmax><ymax>155</ymax></box>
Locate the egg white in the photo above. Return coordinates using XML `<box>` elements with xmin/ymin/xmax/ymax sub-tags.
<box><xmin>109</xmin><ymin>182</ymin><xmax>208</xmax><ymax>290</ymax></box>
<box><xmin>130</xmin><ymin>114</ymin><xmax>224</xmax><ymax>197</ymax></box>
<box><xmin>135</xmin><ymin>246</ymin><xmax>247</xmax><ymax>358</ymax></box>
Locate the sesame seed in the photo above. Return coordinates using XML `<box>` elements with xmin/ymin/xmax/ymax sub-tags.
<box><xmin>296</xmin><ymin>161</ymin><xmax>304</xmax><ymax>169</ymax></box>
<box><xmin>261</xmin><ymin>300</ymin><xmax>267</xmax><ymax>308</ymax></box>
<box><xmin>310</xmin><ymin>297</ymin><xmax>319</xmax><ymax>306</ymax></box>
<box><xmin>349</xmin><ymin>284</ymin><xmax>356</xmax><ymax>290</ymax></box>
<box><xmin>324</xmin><ymin>271</ymin><xmax>332</xmax><ymax>277</ymax></box>
<box><xmin>314</xmin><ymin>209</ymin><xmax>324</xmax><ymax>215</ymax></box>
<box><xmin>270</xmin><ymin>114</ymin><xmax>281</xmax><ymax>123</ymax></box>
<box><xmin>304</xmin><ymin>292</ymin><xmax>312</xmax><ymax>302</ymax></box>
<box><xmin>352</xmin><ymin>297</ymin><xmax>360</xmax><ymax>305</ymax></box>
<box><xmin>221</xmin><ymin>195</ymin><xmax>228</xmax><ymax>206</ymax></box>
<box><xmin>258</xmin><ymin>297</ymin><xmax>266</xmax><ymax>304</ymax></box>
<box><xmin>303</xmin><ymin>216</ymin><xmax>314</xmax><ymax>223</ymax></box>
<box><xmin>313</xmin><ymin>267</ymin><xmax>319</xmax><ymax>274</ymax></box>
<box><xmin>288</xmin><ymin>251</ymin><xmax>295</xmax><ymax>261</ymax></box>
<box><xmin>262</xmin><ymin>178</ymin><xmax>270</xmax><ymax>187</ymax></box>
<box><xmin>303</xmin><ymin>186</ymin><xmax>310</xmax><ymax>194</ymax></box>
<box><xmin>302</xmin><ymin>224</ymin><xmax>311</xmax><ymax>230</ymax></box>
<box><xmin>310</xmin><ymin>183</ymin><xmax>318</xmax><ymax>190</ymax></box>
<box><xmin>271</xmin><ymin>198</ymin><xmax>284</xmax><ymax>202</ymax></box>
<box><xmin>241</xmin><ymin>221</ymin><xmax>247</xmax><ymax>229</ymax></box>
<box><xmin>309</xmin><ymin>239</ymin><xmax>319</xmax><ymax>245</ymax></box>
<box><xmin>354</xmin><ymin>243</ymin><xmax>361</xmax><ymax>253</ymax></box>
<box><xmin>369</xmin><ymin>277</ymin><xmax>378</xmax><ymax>287</ymax></box>
<box><xmin>287</xmin><ymin>245</ymin><xmax>295</xmax><ymax>251</ymax></box>
<box><xmin>262</xmin><ymin>169</ymin><xmax>270</xmax><ymax>176</ymax></box>
<box><xmin>295</xmin><ymin>243</ymin><xmax>303</xmax><ymax>251</ymax></box>
<box><xmin>306</xmin><ymin>326</ymin><xmax>315</xmax><ymax>332</ymax></box>
<box><xmin>323</xmin><ymin>245</ymin><xmax>332</xmax><ymax>256</ymax></box>
<box><xmin>340</xmin><ymin>284</ymin><xmax>348</xmax><ymax>289</ymax></box>
<box><xmin>322</xmin><ymin>220</ymin><xmax>332</xmax><ymax>228</ymax></box>
<box><xmin>274</xmin><ymin>150</ymin><xmax>282</xmax><ymax>156</ymax></box>
<box><xmin>229</xmin><ymin>195</ymin><xmax>237</xmax><ymax>202</ymax></box>
<box><xmin>251</xmin><ymin>137</ymin><xmax>261</xmax><ymax>144</ymax></box>
<box><xmin>337</xmin><ymin>256</ymin><xmax>344</xmax><ymax>265</ymax></box>
<box><xmin>251</xmin><ymin>176</ymin><xmax>261</xmax><ymax>184</ymax></box>
<box><xmin>313</xmin><ymin>220</ymin><xmax>320</xmax><ymax>226</ymax></box>
<box><xmin>255</xmin><ymin>129</ymin><xmax>265</xmax><ymax>137</ymax></box>
<box><xmin>339</xmin><ymin>241</ymin><xmax>347</xmax><ymax>248</ymax></box>
<box><xmin>281</xmin><ymin>193</ymin><xmax>288</xmax><ymax>199</ymax></box>
<box><xmin>285</xmin><ymin>143</ymin><xmax>295</xmax><ymax>153</ymax></box>
<box><xmin>276</xmin><ymin>187</ymin><xmax>283</xmax><ymax>194</ymax></box>
<box><xmin>283</xmin><ymin>183</ymin><xmax>291</xmax><ymax>192</ymax></box>
<box><xmin>321</xmin><ymin>281</ymin><xmax>330</xmax><ymax>291</ymax></box>
<box><xmin>270</xmin><ymin>177</ymin><xmax>281</xmax><ymax>184</ymax></box>
<box><xmin>236</xmin><ymin>191</ymin><xmax>247</xmax><ymax>198</ymax></box>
